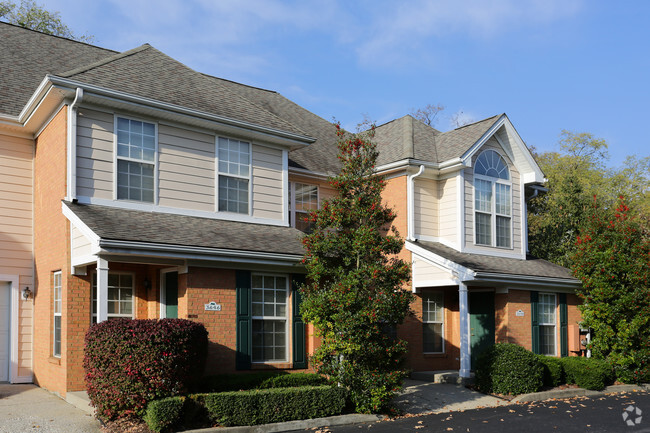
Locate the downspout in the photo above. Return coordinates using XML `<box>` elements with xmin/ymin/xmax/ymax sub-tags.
<box><xmin>66</xmin><ymin>88</ymin><xmax>83</xmax><ymax>201</ymax></box>
<box><xmin>407</xmin><ymin>165</ymin><xmax>425</xmax><ymax>241</ymax></box>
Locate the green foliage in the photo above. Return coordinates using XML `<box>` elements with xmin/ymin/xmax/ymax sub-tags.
<box><xmin>528</xmin><ymin>130</ymin><xmax>650</xmax><ymax>267</ymax></box>
<box><xmin>560</xmin><ymin>357</ymin><xmax>613</xmax><ymax>390</ymax></box>
<box><xmin>201</xmin><ymin>372</ymin><xmax>285</xmax><ymax>392</ymax></box>
<box><xmin>300</xmin><ymin>124</ymin><xmax>413</xmax><ymax>413</ymax></box>
<box><xmin>258</xmin><ymin>372</ymin><xmax>327</xmax><ymax>389</ymax></box>
<box><xmin>202</xmin><ymin>386</ymin><xmax>346</xmax><ymax>426</ymax></box>
<box><xmin>143</xmin><ymin>397</ymin><xmax>185</xmax><ymax>433</ymax></box>
<box><xmin>0</xmin><ymin>0</ymin><xmax>93</xmax><ymax>41</ymax></box>
<box><xmin>570</xmin><ymin>197</ymin><xmax>650</xmax><ymax>383</ymax></box>
<box><xmin>83</xmin><ymin>318</ymin><xmax>208</xmax><ymax>420</ymax></box>
<box><xmin>537</xmin><ymin>355</ymin><xmax>565</xmax><ymax>387</ymax></box>
<box><xmin>475</xmin><ymin>343</ymin><xmax>544</xmax><ymax>395</ymax></box>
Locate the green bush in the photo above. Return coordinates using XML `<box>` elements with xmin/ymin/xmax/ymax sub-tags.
<box><xmin>475</xmin><ymin>343</ymin><xmax>543</xmax><ymax>395</ymax></box>
<box><xmin>143</xmin><ymin>397</ymin><xmax>185</xmax><ymax>433</ymax></box>
<box><xmin>258</xmin><ymin>373</ymin><xmax>327</xmax><ymax>389</ymax></box>
<box><xmin>538</xmin><ymin>355</ymin><xmax>565</xmax><ymax>387</ymax></box>
<box><xmin>201</xmin><ymin>372</ymin><xmax>285</xmax><ymax>392</ymax></box>
<box><xmin>560</xmin><ymin>357</ymin><xmax>614</xmax><ymax>390</ymax></box>
<box><xmin>203</xmin><ymin>385</ymin><xmax>346</xmax><ymax>426</ymax></box>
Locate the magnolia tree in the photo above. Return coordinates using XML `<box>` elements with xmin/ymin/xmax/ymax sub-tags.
<box><xmin>571</xmin><ymin>197</ymin><xmax>650</xmax><ymax>382</ymax></box>
<box><xmin>300</xmin><ymin>124</ymin><xmax>413</xmax><ymax>413</ymax></box>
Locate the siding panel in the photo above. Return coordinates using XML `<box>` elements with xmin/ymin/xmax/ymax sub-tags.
<box><xmin>76</xmin><ymin>108</ymin><xmax>113</xmax><ymax>199</ymax></box>
<box><xmin>252</xmin><ymin>144</ymin><xmax>283</xmax><ymax>220</ymax></box>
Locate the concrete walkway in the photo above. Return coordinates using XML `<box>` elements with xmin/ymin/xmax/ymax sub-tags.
<box><xmin>0</xmin><ymin>384</ymin><xmax>101</xmax><ymax>433</ymax></box>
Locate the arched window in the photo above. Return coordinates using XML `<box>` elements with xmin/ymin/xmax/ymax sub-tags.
<box><xmin>474</xmin><ymin>150</ymin><xmax>512</xmax><ymax>248</ymax></box>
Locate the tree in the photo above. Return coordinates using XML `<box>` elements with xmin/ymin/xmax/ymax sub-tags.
<box><xmin>0</xmin><ymin>0</ymin><xmax>93</xmax><ymax>42</ymax></box>
<box><xmin>410</xmin><ymin>103</ymin><xmax>444</xmax><ymax>127</ymax></box>
<box><xmin>528</xmin><ymin>130</ymin><xmax>650</xmax><ymax>267</ymax></box>
<box><xmin>570</xmin><ymin>197</ymin><xmax>650</xmax><ymax>383</ymax></box>
<box><xmin>300</xmin><ymin>123</ymin><xmax>413</xmax><ymax>413</ymax></box>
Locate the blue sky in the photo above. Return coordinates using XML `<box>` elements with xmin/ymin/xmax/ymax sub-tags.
<box><xmin>41</xmin><ymin>0</ymin><xmax>649</xmax><ymax>167</ymax></box>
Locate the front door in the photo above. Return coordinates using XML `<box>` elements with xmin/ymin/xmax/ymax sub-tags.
<box><xmin>469</xmin><ymin>291</ymin><xmax>495</xmax><ymax>368</ymax></box>
<box><xmin>0</xmin><ymin>282</ymin><xmax>10</xmax><ymax>382</ymax></box>
<box><xmin>164</xmin><ymin>272</ymin><xmax>178</xmax><ymax>319</ymax></box>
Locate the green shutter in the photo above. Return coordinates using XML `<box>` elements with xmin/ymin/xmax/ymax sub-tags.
<box><xmin>235</xmin><ymin>270</ymin><xmax>252</xmax><ymax>370</ymax></box>
<box><xmin>292</xmin><ymin>274</ymin><xmax>307</xmax><ymax>369</ymax></box>
<box><xmin>531</xmin><ymin>291</ymin><xmax>540</xmax><ymax>354</ymax></box>
<box><xmin>559</xmin><ymin>293</ymin><xmax>568</xmax><ymax>357</ymax></box>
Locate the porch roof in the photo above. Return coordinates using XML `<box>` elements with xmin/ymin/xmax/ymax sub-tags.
<box><xmin>64</xmin><ymin>201</ymin><xmax>305</xmax><ymax>257</ymax></box>
<box><xmin>411</xmin><ymin>240</ymin><xmax>580</xmax><ymax>283</ymax></box>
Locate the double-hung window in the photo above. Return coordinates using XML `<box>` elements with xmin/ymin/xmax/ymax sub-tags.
<box><xmin>217</xmin><ymin>137</ymin><xmax>250</xmax><ymax>214</ymax></box>
<box><xmin>289</xmin><ymin>182</ymin><xmax>318</xmax><ymax>232</ymax></box>
<box><xmin>539</xmin><ymin>293</ymin><xmax>556</xmax><ymax>356</ymax></box>
<box><xmin>53</xmin><ymin>271</ymin><xmax>62</xmax><ymax>357</ymax></box>
<box><xmin>422</xmin><ymin>292</ymin><xmax>444</xmax><ymax>353</ymax></box>
<box><xmin>474</xmin><ymin>150</ymin><xmax>512</xmax><ymax>248</ymax></box>
<box><xmin>92</xmin><ymin>273</ymin><xmax>134</xmax><ymax>323</ymax></box>
<box><xmin>116</xmin><ymin>117</ymin><xmax>156</xmax><ymax>203</ymax></box>
<box><xmin>251</xmin><ymin>274</ymin><xmax>288</xmax><ymax>362</ymax></box>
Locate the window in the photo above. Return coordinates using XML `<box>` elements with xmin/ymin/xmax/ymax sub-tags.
<box><xmin>116</xmin><ymin>117</ymin><xmax>156</xmax><ymax>202</ymax></box>
<box><xmin>218</xmin><ymin>137</ymin><xmax>250</xmax><ymax>214</ymax></box>
<box><xmin>290</xmin><ymin>182</ymin><xmax>318</xmax><ymax>232</ymax></box>
<box><xmin>474</xmin><ymin>150</ymin><xmax>511</xmax><ymax>248</ymax></box>
<box><xmin>53</xmin><ymin>271</ymin><xmax>62</xmax><ymax>357</ymax></box>
<box><xmin>539</xmin><ymin>293</ymin><xmax>556</xmax><ymax>356</ymax></box>
<box><xmin>251</xmin><ymin>274</ymin><xmax>288</xmax><ymax>362</ymax></box>
<box><xmin>423</xmin><ymin>292</ymin><xmax>444</xmax><ymax>353</ymax></box>
<box><xmin>92</xmin><ymin>273</ymin><xmax>134</xmax><ymax>322</ymax></box>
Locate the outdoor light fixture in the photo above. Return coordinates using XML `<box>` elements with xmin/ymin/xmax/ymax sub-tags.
<box><xmin>22</xmin><ymin>287</ymin><xmax>32</xmax><ymax>300</ymax></box>
<box><xmin>143</xmin><ymin>277</ymin><xmax>151</xmax><ymax>290</ymax></box>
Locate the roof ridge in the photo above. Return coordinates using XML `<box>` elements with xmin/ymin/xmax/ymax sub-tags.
<box><xmin>201</xmin><ymin>73</ymin><xmax>279</xmax><ymax>95</ymax></box>
<box><xmin>0</xmin><ymin>21</ymin><xmax>118</xmax><ymax>53</ymax></box>
<box><xmin>61</xmin><ymin>44</ymin><xmax>152</xmax><ymax>78</ymax></box>
<box><xmin>447</xmin><ymin>114</ymin><xmax>501</xmax><ymax>133</ymax></box>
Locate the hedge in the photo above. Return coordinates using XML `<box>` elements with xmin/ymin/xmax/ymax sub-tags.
<box><xmin>258</xmin><ymin>372</ymin><xmax>327</xmax><ymax>389</ymax></box>
<box><xmin>203</xmin><ymin>386</ymin><xmax>347</xmax><ymax>426</ymax></box>
<box><xmin>475</xmin><ymin>343</ymin><xmax>544</xmax><ymax>395</ymax></box>
<box><xmin>84</xmin><ymin>318</ymin><xmax>208</xmax><ymax>420</ymax></box>
<box><xmin>201</xmin><ymin>371</ymin><xmax>286</xmax><ymax>393</ymax></box>
<box><xmin>538</xmin><ymin>355</ymin><xmax>565</xmax><ymax>387</ymax></box>
<box><xmin>143</xmin><ymin>396</ymin><xmax>185</xmax><ymax>433</ymax></box>
<box><xmin>560</xmin><ymin>357</ymin><xmax>614</xmax><ymax>390</ymax></box>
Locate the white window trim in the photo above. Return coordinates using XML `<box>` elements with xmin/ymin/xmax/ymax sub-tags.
<box><xmin>92</xmin><ymin>271</ymin><xmax>135</xmax><ymax>321</ymax></box>
<box><xmin>539</xmin><ymin>292</ymin><xmax>557</xmax><ymax>356</ymax></box>
<box><xmin>251</xmin><ymin>272</ymin><xmax>289</xmax><ymax>364</ymax></box>
<box><xmin>472</xmin><ymin>151</ymin><xmax>513</xmax><ymax>249</ymax></box>
<box><xmin>289</xmin><ymin>182</ymin><xmax>319</xmax><ymax>229</ymax></box>
<box><xmin>53</xmin><ymin>271</ymin><xmax>62</xmax><ymax>358</ymax></box>
<box><xmin>422</xmin><ymin>292</ymin><xmax>445</xmax><ymax>354</ymax></box>
<box><xmin>113</xmin><ymin>115</ymin><xmax>158</xmax><ymax>204</ymax></box>
<box><xmin>215</xmin><ymin>136</ymin><xmax>252</xmax><ymax>216</ymax></box>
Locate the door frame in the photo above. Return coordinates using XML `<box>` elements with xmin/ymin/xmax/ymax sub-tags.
<box><xmin>159</xmin><ymin>268</ymin><xmax>178</xmax><ymax>319</ymax></box>
<box><xmin>0</xmin><ymin>274</ymin><xmax>30</xmax><ymax>383</ymax></box>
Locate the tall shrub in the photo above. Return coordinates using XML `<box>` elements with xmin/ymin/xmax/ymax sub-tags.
<box><xmin>300</xmin><ymin>124</ymin><xmax>413</xmax><ymax>413</ymax></box>
<box><xmin>571</xmin><ymin>197</ymin><xmax>650</xmax><ymax>382</ymax></box>
<box><xmin>84</xmin><ymin>318</ymin><xmax>208</xmax><ymax>420</ymax></box>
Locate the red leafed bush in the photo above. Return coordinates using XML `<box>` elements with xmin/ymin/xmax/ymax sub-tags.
<box><xmin>84</xmin><ymin>318</ymin><xmax>208</xmax><ymax>420</ymax></box>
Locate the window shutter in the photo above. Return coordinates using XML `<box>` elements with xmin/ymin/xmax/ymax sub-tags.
<box><xmin>559</xmin><ymin>293</ymin><xmax>568</xmax><ymax>357</ymax></box>
<box><xmin>531</xmin><ymin>291</ymin><xmax>540</xmax><ymax>354</ymax></box>
<box><xmin>292</xmin><ymin>274</ymin><xmax>307</xmax><ymax>369</ymax></box>
<box><xmin>235</xmin><ymin>270</ymin><xmax>252</xmax><ymax>370</ymax></box>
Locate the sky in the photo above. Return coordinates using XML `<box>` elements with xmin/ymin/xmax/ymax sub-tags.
<box><xmin>38</xmin><ymin>0</ymin><xmax>650</xmax><ymax>167</ymax></box>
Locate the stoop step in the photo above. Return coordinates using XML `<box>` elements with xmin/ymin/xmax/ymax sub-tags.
<box><xmin>66</xmin><ymin>390</ymin><xmax>94</xmax><ymax>416</ymax></box>
<box><xmin>411</xmin><ymin>370</ymin><xmax>475</xmax><ymax>385</ymax></box>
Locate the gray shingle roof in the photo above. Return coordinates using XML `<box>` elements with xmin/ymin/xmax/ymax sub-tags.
<box><xmin>0</xmin><ymin>22</ymin><xmax>116</xmax><ymax>116</ymax></box>
<box><xmin>65</xmin><ymin>202</ymin><xmax>305</xmax><ymax>257</ymax></box>
<box><xmin>414</xmin><ymin>240</ymin><xmax>579</xmax><ymax>282</ymax></box>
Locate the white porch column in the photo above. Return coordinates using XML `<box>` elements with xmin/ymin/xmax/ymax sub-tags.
<box><xmin>96</xmin><ymin>257</ymin><xmax>109</xmax><ymax>323</ymax></box>
<box><xmin>459</xmin><ymin>282</ymin><xmax>471</xmax><ymax>378</ymax></box>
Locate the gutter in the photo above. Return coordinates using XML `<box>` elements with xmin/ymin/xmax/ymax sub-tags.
<box><xmin>407</xmin><ymin>165</ymin><xmax>425</xmax><ymax>241</ymax></box>
<box><xmin>473</xmin><ymin>271</ymin><xmax>581</xmax><ymax>287</ymax></box>
<box><xmin>66</xmin><ymin>88</ymin><xmax>83</xmax><ymax>201</ymax></box>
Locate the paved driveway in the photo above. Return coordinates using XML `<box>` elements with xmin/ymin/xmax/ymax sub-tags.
<box><xmin>0</xmin><ymin>384</ymin><xmax>101</xmax><ymax>432</ymax></box>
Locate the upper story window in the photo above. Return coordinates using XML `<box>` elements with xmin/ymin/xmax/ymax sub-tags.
<box><xmin>474</xmin><ymin>150</ymin><xmax>512</xmax><ymax>248</ymax></box>
<box><xmin>289</xmin><ymin>182</ymin><xmax>318</xmax><ymax>232</ymax></box>
<box><xmin>217</xmin><ymin>137</ymin><xmax>250</xmax><ymax>214</ymax></box>
<box><xmin>116</xmin><ymin>117</ymin><xmax>156</xmax><ymax>203</ymax></box>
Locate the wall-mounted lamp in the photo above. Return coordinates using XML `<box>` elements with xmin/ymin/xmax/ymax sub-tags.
<box><xmin>22</xmin><ymin>287</ymin><xmax>32</xmax><ymax>300</ymax></box>
<box><xmin>143</xmin><ymin>277</ymin><xmax>151</xmax><ymax>290</ymax></box>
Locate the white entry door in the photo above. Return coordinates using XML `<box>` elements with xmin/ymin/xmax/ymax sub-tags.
<box><xmin>0</xmin><ymin>282</ymin><xmax>10</xmax><ymax>382</ymax></box>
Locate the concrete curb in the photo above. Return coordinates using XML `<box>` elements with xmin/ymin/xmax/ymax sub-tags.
<box><xmin>182</xmin><ymin>414</ymin><xmax>385</xmax><ymax>433</ymax></box>
<box><xmin>512</xmin><ymin>384</ymin><xmax>648</xmax><ymax>403</ymax></box>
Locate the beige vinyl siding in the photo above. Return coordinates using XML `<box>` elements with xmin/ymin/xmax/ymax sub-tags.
<box><xmin>412</xmin><ymin>257</ymin><xmax>453</xmax><ymax>287</ymax></box>
<box><xmin>158</xmin><ymin>125</ymin><xmax>215</xmax><ymax>212</ymax></box>
<box><xmin>76</xmin><ymin>109</ymin><xmax>114</xmax><ymax>199</ymax></box>
<box><xmin>0</xmin><ymin>132</ymin><xmax>34</xmax><ymax>379</ymax></box>
<box><xmin>438</xmin><ymin>176</ymin><xmax>457</xmax><ymax>245</ymax></box>
<box><xmin>414</xmin><ymin>177</ymin><xmax>438</xmax><ymax>238</ymax></box>
<box><xmin>71</xmin><ymin>225</ymin><xmax>92</xmax><ymax>259</ymax></box>
<box><xmin>251</xmin><ymin>145</ymin><xmax>283</xmax><ymax>220</ymax></box>
<box><xmin>465</xmin><ymin>139</ymin><xmax>522</xmax><ymax>253</ymax></box>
